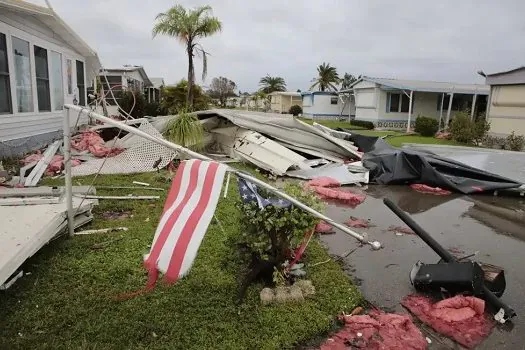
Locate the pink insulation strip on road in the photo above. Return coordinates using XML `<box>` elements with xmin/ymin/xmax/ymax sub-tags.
<box><xmin>344</xmin><ymin>217</ymin><xmax>369</xmax><ymax>228</ymax></box>
<box><xmin>71</xmin><ymin>131</ymin><xmax>123</xmax><ymax>158</ymax></box>
<box><xmin>402</xmin><ymin>295</ymin><xmax>494</xmax><ymax>349</ymax></box>
<box><xmin>388</xmin><ymin>225</ymin><xmax>415</xmax><ymax>235</ymax></box>
<box><xmin>319</xmin><ymin>311</ymin><xmax>427</xmax><ymax>350</ymax></box>
<box><xmin>315</xmin><ymin>220</ymin><xmax>335</xmax><ymax>234</ymax></box>
<box><xmin>306</xmin><ymin>176</ymin><xmax>341</xmax><ymax>188</ymax></box>
<box><xmin>410</xmin><ymin>184</ymin><xmax>452</xmax><ymax>196</ymax></box>
<box><xmin>310</xmin><ymin>186</ymin><xmax>366</xmax><ymax>208</ymax></box>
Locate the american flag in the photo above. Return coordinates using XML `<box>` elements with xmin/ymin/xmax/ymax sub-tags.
<box><xmin>238</xmin><ymin>178</ymin><xmax>291</xmax><ymax>209</ymax></box>
<box><xmin>143</xmin><ymin>159</ymin><xmax>228</xmax><ymax>286</ymax></box>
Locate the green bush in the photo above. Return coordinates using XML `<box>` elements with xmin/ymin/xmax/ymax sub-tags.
<box><xmin>160</xmin><ymin>79</ymin><xmax>210</xmax><ymax>114</ymax></box>
<box><xmin>449</xmin><ymin>111</ymin><xmax>490</xmax><ymax>144</ymax></box>
<box><xmin>351</xmin><ymin>119</ymin><xmax>374</xmax><ymax>130</ymax></box>
<box><xmin>117</xmin><ymin>89</ymin><xmax>146</xmax><ymax>118</ymax></box>
<box><xmin>164</xmin><ymin>110</ymin><xmax>204</xmax><ymax>149</ymax></box>
<box><xmin>143</xmin><ymin>101</ymin><xmax>166</xmax><ymax>117</ymax></box>
<box><xmin>505</xmin><ymin>131</ymin><xmax>525</xmax><ymax>151</ymax></box>
<box><xmin>289</xmin><ymin>104</ymin><xmax>302</xmax><ymax>116</ymax></box>
<box><xmin>414</xmin><ymin>116</ymin><xmax>439</xmax><ymax>136</ymax></box>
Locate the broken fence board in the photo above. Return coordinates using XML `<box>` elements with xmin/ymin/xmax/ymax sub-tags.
<box><xmin>24</xmin><ymin>140</ymin><xmax>61</xmax><ymax>187</ymax></box>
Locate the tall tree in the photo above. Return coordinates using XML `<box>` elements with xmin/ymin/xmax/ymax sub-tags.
<box><xmin>208</xmin><ymin>76</ymin><xmax>237</xmax><ymax>107</ymax></box>
<box><xmin>310</xmin><ymin>63</ymin><xmax>340</xmax><ymax>92</ymax></box>
<box><xmin>341</xmin><ymin>73</ymin><xmax>358</xmax><ymax>89</ymax></box>
<box><xmin>259</xmin><ymin>75</ymin><xmax>286</xmax><ymax>94</ymax></box>
<box><xmin>153</xmin><ymin>5</ymin><xmax>222</xmax><ymax>109</ymax></box>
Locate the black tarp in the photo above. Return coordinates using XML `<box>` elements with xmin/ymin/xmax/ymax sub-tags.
<box><xmin>338</xmin><ymin>130</ymin><xmax>522</xmax><ymax>194</ymax></box>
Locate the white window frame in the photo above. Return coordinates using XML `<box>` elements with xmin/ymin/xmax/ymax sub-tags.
<box><xmin>0</xmin><ymin>21</ymin><xmax>87</xmax><ymax>116</ymax></box>
<box><xmin>387</xmin><ymin>92</ymin><xmax>412</xmax><ymax>113</ymax></box>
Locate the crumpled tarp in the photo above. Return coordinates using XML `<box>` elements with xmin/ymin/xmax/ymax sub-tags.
<box><xmin>319</xmin><ymin>311</ymin><xmax>427</xmax><ymax>350</ymax></box>
<box><xmin>402</xmin><ymin>295</ymin><xmax>494</xmax><ymax>349</ymax></box>
<box><xmin>338</xmin><ymin>131</ymin><xmax>521</xmax><ymax>194</ymax></box>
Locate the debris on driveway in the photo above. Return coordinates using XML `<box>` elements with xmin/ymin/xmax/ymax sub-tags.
<box><xmin>319</xmin><ymin>310</ymin><xmax>427</xmax><ymax>350</ymax></box>
<box><xmin>344</xmin><ymin>217</ymin><xmax>370</xmax><ymax>228</ymax></box>
<box><xmin>402</xmin><ymin>295</ymin><xmax>494</xmax><ymax>349</ymax></box>
<box><xmin>388</xmin><ymin>225</ymin><xmax>415</xmax><ymax>235</ymax></box>
<box><xmin>314</xmin><ymin>220</ymin><xmax>334</xmax><ymax>234</ymax></box>
<box><xmin>410</xmin><ymin>184</ymin><xmax>452</xmax><ymax>196</ymax></box>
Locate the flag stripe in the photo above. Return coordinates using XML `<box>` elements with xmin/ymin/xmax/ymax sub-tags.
<box><xmin>178</xmin><ymin>164</ymin><xmax>226</xmax><ymax>276</ymax></box>
<box><xmin>165</xmin><ymin>162</ymin><xmax>221</xmax><ymax>281</ymax></box>
<box><xmin>161</xmin><ymin>161</ymin><xmax>186</xmax><ymax>215</ymax></box>
<box><xmin>144</xmin><ymin>159</ymin><xmax>201</xmax><ymax>270</ymax></box>
<box><xmin>156</xmin><ymin>161</ymin><xmax>211</xmax><ymax>275</ymax></box>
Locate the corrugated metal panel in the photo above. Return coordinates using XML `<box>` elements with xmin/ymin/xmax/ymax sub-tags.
<box><xmin>361</xmin><ymin>76</ymin><xmax>489</xmax><ymax>95</ymax></box>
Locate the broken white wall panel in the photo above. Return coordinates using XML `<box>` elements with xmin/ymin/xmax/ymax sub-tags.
<box><xmin>0</xmin><ymin>186</ymin><xmax>96</xmax><ymax>198</ymax></box>
<box><xmin>0</xmin><ymin>198</ymin><xmax>97</xmax><ymax>286</ymax></box>
<box><xmin>24</xmin><ymin>140</ymin><xmax>61</xmax><ymax>187</ymax></box>
<box><xmin>0</xmin><ymin>197</ymin><xmax>62</xmax><ymax>206</ymax></box>
<box><xmin>19</xmin><ymin>161</ymin><xmax>38</xmax><ymax>184</ymax></box>
<box><xmin>212</xmin><ymin>126</ymin><xmax>310</xmax><ymax>175</ymax></box>
<box><xmin>286</xmin><ymin>163</ymin><xmax>369</xmax><ymax>184</ymax></box>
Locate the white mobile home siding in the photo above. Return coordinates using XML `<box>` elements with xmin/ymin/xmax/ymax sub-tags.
<box><xmin>0</xmin><ymin>9</ymin><xmax>88</xmax><ymax>156</ymax></box>
<box><xmin>302</xmin><ymin>92</ymin><xmax>350</xmax><ymax>119</ymax></box>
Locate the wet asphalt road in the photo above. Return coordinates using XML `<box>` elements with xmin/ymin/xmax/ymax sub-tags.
<box><xmin>320</xmin><ymin>185</ymin><xmax>525</xmax><ymax>349</ymax></box>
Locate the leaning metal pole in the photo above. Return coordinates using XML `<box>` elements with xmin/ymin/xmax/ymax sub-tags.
<box><xmin>62</xmin><ymin>105</ymin><xmax>381</xmax><ymax>250</ymax></box>
<box><xmin>62</xmin><ymin>108</ymin><xmax>74</xmax><ymax>236</ymax></box>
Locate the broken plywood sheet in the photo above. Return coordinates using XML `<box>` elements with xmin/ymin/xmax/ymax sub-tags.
<box><xmin>212</xmin><ymin>126</ymin><xmax>310</xmax><ymax>175</ymax></box>
<box><xmin>286</xmin><ymin>163</ymin><xmax>369</xmax><ymax>184</ymax></box>
<box><xmin>0</xmin><ymin>197</ymin><xmax>97</xmax><ymax>285</ymax></box>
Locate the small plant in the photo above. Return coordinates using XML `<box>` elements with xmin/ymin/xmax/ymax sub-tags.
<box><xmin>449</xmin><ymin>111</ymin><xmax>490</xmax><ymax>145</ymax></box>
<box><xmin>414</xmin><ymin>116</ymin><xmax>439</xmax><ymax>136</ymax></box>
<box><xmin>164</xmin><ymin>110</ymin><xmax>204</xmax><ymax>149</ymax></box>
<box><xmin>350</xmin><ymin>120</ymin><xmax>374</xmax><ymax>130</ymax></box>
<box><xmin>289</xmin><ymin>104</ymin><xmax>302</xmax><ymax>116</ymax></box>
<box><xmin>235</xmin><ymin>183</ymin><xmax>323</xmax><ymax>300</ymax></box>
<box><xmin>505</xmin><ymin>131</ymin><xmax>525</xmax><ymax>151</ymax></box>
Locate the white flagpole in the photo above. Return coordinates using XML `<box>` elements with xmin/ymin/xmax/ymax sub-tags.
<box><xmin>62</xmin><ymin>105</ymin><xmax>381</xmax><ymax>250</ymax></box>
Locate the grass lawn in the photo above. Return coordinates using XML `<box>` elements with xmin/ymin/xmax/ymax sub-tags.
<box><xmin>0</xmin><ymin>169</ymin><xmax>363</xmax><ymax>350</ymax></box>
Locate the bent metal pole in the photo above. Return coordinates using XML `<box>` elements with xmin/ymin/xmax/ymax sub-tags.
<box><xmin>63</xmin><ymin>104</ymin><xmax>381</xmax><ymax>250</ymax></box>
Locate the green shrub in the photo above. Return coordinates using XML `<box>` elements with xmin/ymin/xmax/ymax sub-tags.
<box><xmin>117</xmin><ymin>89</ymin><xmax>146</xmax><ymax>118</ymax></box>
<box><xmin>414</xmin><ymin>116</ymin><xmax>439</xmax><ymax>136</ymax></box>
<box><xmin>144</xmin><ymin>101</ymin><xmax>165</xmax><ymax>117</ymax></box>
<box><xmin>289</xmin><ymin>104</ymin><xmax>302</xmax><ymax>116</ymax></box>
<box><xmin>351</xmin><ymin>119</ymin><xmax>374</xmax><ymax>130</ymax></box>
<box><xmin>449</xmin><ymin>111</ymin><xmax>490</xmax><ymax>144</ymax></box>
<box><xmin>160</xmin><ymin>79</ymin><xmax>210</xmax><ymax>113</ymax></box>
<box><xmin>164</xmin><ymin>110</ymin><xmax>204</xmax><ymax>149</ymax></box>
<box><xmin>505</xmin><ymin>131</ymin><xmax>525</xmax><ymax>151</ymax></box>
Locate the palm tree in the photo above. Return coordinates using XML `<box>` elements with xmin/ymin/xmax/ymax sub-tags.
<box><xmin>341</xmin><ymin>73</ymin><xmax>357</xmax><ymax>89</ymax></box>
<box><xmin>153</xmin><ymin>5</ymin><xmax>222</xmax><ymax>109</ymax></box>
<box><xmin>259</xmin><ymin>75</ymin><xmax>286</xmax><ymax>94</ymax></box>
<box><xmin>310</xmin><ymin>63</ymin><xmax>340</xmax><ymax>92</ymax></box>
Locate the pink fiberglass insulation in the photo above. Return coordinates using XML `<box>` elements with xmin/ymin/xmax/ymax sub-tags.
<box><xmin>315</xmin><ymin>220</ymin><xmax>334</xmax><ymax>234</ymax></box>
<box><xmin>71</xmin><ymin>131</ymin><xmax>123</xmax><ymax>158</ymax></box>
<box><xmin>21</xmin><ymin>153</ymin><xmax>81</xmax><ymax>178</ymax></box>
<box><xmin>311</xmin><ymin>186</ymin><xmax>366</xmax><ymax>208</ymax></box>
<box><xmin>307</xmin><ymin>177</ymin><xmax>341</xmax><ymax>188</ymax></box>
<box><xmin>388</xmin><ymin>225</ymin><xmax>415</xmax><ymax>235</ymax></box>
<box><xmin>402</xmin><ymin>295</ymin><xmax>494</xmax><ymax>349</ymax></box>
<box><xmin>20</xmin><ymin>151</ymin><xmax>43</xmax><ymax>165</ymax></box>
<box><xmin>319</xmin><ymin>311</ymin><xmax>427</xmax><ymax>350</ymax></box>
<box><xmin>410</xmin><ymin>184</ymin><xmax>452</xmax><ymax>196</ymax></box>
<box><xmin>344</xmin><ymin>217</ymin><xmax>369</xmax><ymax>228</ymax></box>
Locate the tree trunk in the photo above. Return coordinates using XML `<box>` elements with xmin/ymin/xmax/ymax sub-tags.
<box><xmin>187</xmin><ymin>44</ymin><xmax>195</xmax><ymax>110</ymax></box>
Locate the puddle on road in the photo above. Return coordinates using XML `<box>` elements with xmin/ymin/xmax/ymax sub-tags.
<box><xmin>320</xmin><ymin>185</ymin><xmax>525</xmax><ymax>349</ymax></box>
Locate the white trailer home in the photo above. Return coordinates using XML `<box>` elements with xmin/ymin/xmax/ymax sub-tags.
<box><xmin>301</xmin><ymin>91</ymin><xmax>353</xmax><ymax>120</ymax></box>
<box><xmin>346</xmin><ymin>76</ymin><xmax>489</xmax><ymax>131</ymax></box>
<box><xmin>0</xmin><ymin>0</ymin><xmax>101</xmax><ymax>157</ymax></box>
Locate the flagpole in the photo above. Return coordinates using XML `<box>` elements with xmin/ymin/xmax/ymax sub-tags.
<box><xmin>63</xmin><ymin>105</ymin><xmax>381</xmax><ymax>250</ymax></box>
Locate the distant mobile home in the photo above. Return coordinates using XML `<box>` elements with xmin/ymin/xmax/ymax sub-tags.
<box><xmin>268</xmin><ymin>91</ymin><xmax>302</xmax><ymax>114</ymax></box>
<box><xmin>484</xmin><ymin>67</ymin><xmax>525</xmax><ymax>136</ymax></box>
<box><xmin>301</xmin><ymin>91</ymin><xmax>353</xmax><ymax>119</ymax></box>
<box><xmin>346</xmin><ymin>76</ymin><xmax>489</xmax><ymax>130</ymax></box>
<box><xmin>0</xmin><ymin>0</ymin><xmax>101</xmax><ymax>157</ymax></box>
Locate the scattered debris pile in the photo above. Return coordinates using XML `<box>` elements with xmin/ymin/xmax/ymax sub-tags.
<box><xmin>402</xmin><ymin>295</ymin><xmax>494</xmax><ymax>349</ymax></box>
<box><xmin>71</xmin><ymin>131</ymin><xmax>123</xmax><ymax>157</ymax></box>
<box><xmin>319</xmin><ymin>310</ymin><xmax>427</xmax><ymax>350</ymax></box>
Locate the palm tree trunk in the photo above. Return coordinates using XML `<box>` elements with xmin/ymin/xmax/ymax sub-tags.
<box><xmin>187</xmin><ymin>44</ymin><xmax>195</xmax><ymax>110</ymax></box>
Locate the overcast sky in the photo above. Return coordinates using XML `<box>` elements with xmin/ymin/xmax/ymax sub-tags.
<box><xmin>38</xmin><ymin>0</ymin><xmax>525</xmax><ymax>92</ymax></box>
